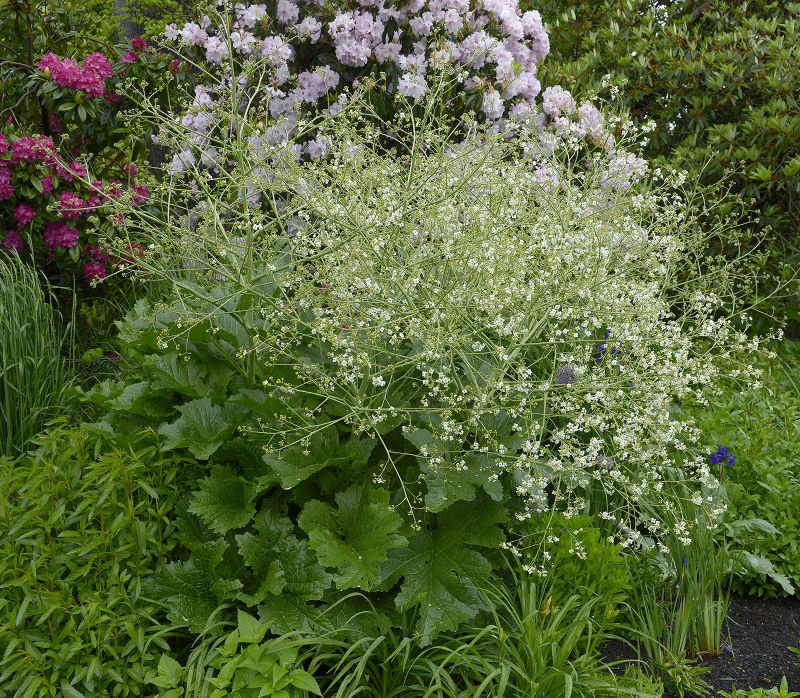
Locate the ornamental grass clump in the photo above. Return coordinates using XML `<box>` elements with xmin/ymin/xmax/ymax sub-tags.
<box><xmin>0</xmin><ymin>254</ymin><xmax>72</xmax><ymax>456</ymax></box>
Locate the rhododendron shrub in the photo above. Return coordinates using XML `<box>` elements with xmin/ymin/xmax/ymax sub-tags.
<box><xmin>96</xmin><ymin>88</ymin><xmax>766</xmax><ymax>641</ymax></box>
<box><xmin>0</xmin><ymin>128</ymin><xmax>147</xmax><ymax>283</ymax></box>
<box><xmin>139</xmin><ymin>2</ymin><xmax>642</xmax><ymax>188</ymax></box>
<box><xmin>0</xmin><ymin>38</ymin><xmax>185</xmax><ymax>284</ymax></box>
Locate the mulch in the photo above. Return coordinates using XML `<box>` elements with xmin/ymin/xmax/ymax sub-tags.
<box><xmin>603</xmin><ymin>594</ymin><xmax>800</xmax><ymax>695</ymax></box>
<box><xmin>692</xmin><ymin>594</ymin><xmax>800</xmax><ymax>695</ymax></box>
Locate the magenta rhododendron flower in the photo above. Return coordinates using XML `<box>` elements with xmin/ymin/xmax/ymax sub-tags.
<box><xmin>82</xmin><ymin>260</ymin><xmax>106</xmax><ymax>282</ymax></box>
<box><xmin>122</xmin><ymin>51</ymin><xmax>139</xmax><ymax>64</ymax></box>
<box><xmin>58</xmin><ymin>191</ymin><xmax>85</xmax><ymax>220</ymax></box>
<box><xmin>10</xmin><ymin>135</ymin><xmax>55</xmax><ymax>166</ymax></box>
<box><xmin>0</xmin><ymin>168</ymin><xmax>14</xmax><ymax>201</ymax></box>
<box><xmin>2</xmin><ymin>230</ymin><xmax>25</xmax><ymax>252</ymax></box>
<box><xmin>13</xmin><ymin>203</ymin><xmax>36</xmax><ymax>227</ymax></box>
<box><xmin>43</xmin><ymin>221</ymin><xmax>79</xmax><ymax>250</ymax></box>
<box><xmin>131</xmin><ymin>36</ymin><xmax>147</xmax><ymax>51</ymax></box>
<box><xmin>0</xmin><ymin>133</ymin><xmax>7</xmax><ymax>156</ymax></box>
<box><xmin>37</xmin><ymin>51</ymin><xmax>113</xmax><ymax>98</ymax></box>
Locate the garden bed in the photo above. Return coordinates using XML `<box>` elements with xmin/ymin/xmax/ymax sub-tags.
<box><xmin>695</xmin><ymin>594</ymin><xmax>800</xmax><ymax>695</ymax></box>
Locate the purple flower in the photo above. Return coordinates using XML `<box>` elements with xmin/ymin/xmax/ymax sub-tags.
<box><xmin>594</xmin><ymin>329</ymin><xmax>620</xmax><ymax>363</ymax></box>
<box><xmin>555</xmin><ymin>364</ymin><xmax>579</xmax><ymax>385</ymax></box>
<box><xmin>42</xmin><ymin>221</ymin><xmax>79</xmax><ymax>250</ymax></box>
<box><xmin>3</xmin><ymin>230</ymin><xmax>25</xmax><ymax>252</ymax></box>
<box><xmin>709</xmin><ymin>445</ymin><xmax>735</xmax><ymax>467</ymax></box>
<box><xmin>83</xmin><ymin>260</ymin><xmax>106</xmax><ymax>283</ymax></box>
<box><xmin>14</xmin><ymin>203</ymin><xmax>36</xmax><ymax>228</ymax></box>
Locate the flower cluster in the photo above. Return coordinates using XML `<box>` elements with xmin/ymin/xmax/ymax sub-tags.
<box><xmin>37</xmin><ymin>52</ymin><xmax>113</xmax><ymax>98</ymax></box>
<box><xmin>0</xmin><ymin>129</ymin><xmax>147</xmax><ymax>282</ymax></box>
<box><xmin>157</xmin><ymin>1</ymin><xmax>638</xmax><ymax>180</ymax></box>
<box><xmin>115</xmin><ymin>95</ymin><xmax>762</xmax><ymax>553</ymax></box>
<box><xmin>709</xmin><ymin>445</ymin><xmax>735</xmax><ymax>467</ymax></box>
<box><xmin>122</xmin><ymin>36</ymin><xmax>148</xmax><ymax>64</ymax></box>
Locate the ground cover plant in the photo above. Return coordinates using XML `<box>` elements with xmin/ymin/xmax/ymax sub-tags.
<box><xmin>1</xmin><ymin>1</ymin><xmax>799</xmax><ymax>696</ymax></box>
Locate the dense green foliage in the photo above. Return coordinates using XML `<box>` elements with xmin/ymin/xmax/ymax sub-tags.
<box><xmin>689</xmin><ymin>342</ymin><xmax>800</xmax><ymax>597</ymax></box>
<box><xmin>0</xmin><ymin>425</ymin><xmax>194</xmax><ymax>697</ymax></box>
<box><xmin>1</xmin><ymin>1</ymin><xmax>799</xmax><ymax>695</ymax></box>
<box><xmin>537</xmin><ymin>0</ymin><xmax>800</xmax><ymax>326</ymax></box>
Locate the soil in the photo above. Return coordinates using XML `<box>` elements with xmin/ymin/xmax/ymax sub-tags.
<box><xmin>694</xmin><ymin>594</ymin><xmax>800</xmax><ymax>695</ymax></box>
<box><xmin>603</xmin><ymin>594</ymin><xmax>800</xmax><ymax>695</ymax></box>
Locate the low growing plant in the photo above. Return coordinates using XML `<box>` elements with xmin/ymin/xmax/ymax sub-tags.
<box><xmin>0</xmin><ymin>424</ymin><xmax>196</xmax><ymax>697</ymax></box>
<box><xmin>720</xmin><ymin>678</ymin><xmax>800</xmax><ymax>698</ymax></box>
<box><xmin>688</xmin><ymin>342</ymin><xmax>800</xmax><ymax>596</ymax></box>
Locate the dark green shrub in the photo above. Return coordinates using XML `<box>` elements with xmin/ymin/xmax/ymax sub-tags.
<box><xmin>537</xmin><ymin>0</ymin><xmax>800</xmax><ymax>327</ymax></box>
<box><xmin>0</xmin><ymin>423</ymin><xmax>196</xmax><ymax>697</ymax></box>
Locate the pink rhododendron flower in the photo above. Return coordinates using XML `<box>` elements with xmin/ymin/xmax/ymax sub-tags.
<box><xmin>0</xmin><ymin>133</ymin><xmax>8</xmax><ymax>156</ymax></box>
<box><xmin>122</xmin><ymin>50</ymin><xmax>139</xmax><ymax>64</ymax></box>
<box><xmin>10</xmin><ymin>135</ymin><xmax>55</xmax><ymax>165</ymax></box>
<box><xmin>37</xmin><ymin>52</ymin><xmax>112</xmax><ymax>98</ymax></box>
<box><xmin>132</xmin><ymin>185</ymin><xmax>149</xmax><ymax>205</ymax></box>
<box><xmin>0</xmin><ymin>168</ymin><xmax>14</xmax><ymax>201</ymax></box>
<box><xmin>14</xmin><ymin>203</ymin><xmax>36</xmax><ymax>227</ymax></box>
<box><xmin>131</xmin><ymin>36</ymin><xmax>147</xmax><ymax>51</ymax></box>
<box><xmin>43</xmin><ymin>221</ymin><xmax>79</xmax><ymax>250</ymax></box>
<box><xmin>3</xmin><ymin>230</ymin><xmax>25</xmax><ymax>252</ymax></box>
<box><xmin>58</xmin><ymin>191</ymin><xmax>85</xmax><ymax>220</ymax></box>
<box><xmin>82</xmin><ymin>260</ymin><xmax>107</xmax><ymax>282</ymax></box>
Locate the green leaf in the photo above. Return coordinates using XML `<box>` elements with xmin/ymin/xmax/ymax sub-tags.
<box><xmin>188</xmin><ymin>466</ymin><xmax>258</xmax><ymax>534</ymax></box>
<box><xmin>406</xmin><ymin>429</ymin><xmax>504</xmax><ymax>512</ymax></box>
<box><xmin>145</xmin><ymin>352</ymin><xmax>210</xmax><ymax>397</ymax></box>
<box><xmin>61</xmin><ymin>687</ymin><xmax>87</xmax><ymax>698</ymax></box>
<box><xmin>380</xmin><ymin>498</ymin><xmax>506</xmax><ymax>644</ymax></box>
<box><xmin>237</xmin><ymin>609</ymin><xmax>268</xmax><ymax>644</ymax></box>
<box><xmin>288</xmin><ymin>669</ymin><xmax>322</xmax><ymax>695</ymax></box>
<box><xmin>264</xmin><ymin>426</ymin><xmax>375</xmax><ymax>488</ymax></box>
<box><xmin>298</xmin><ymin>484</ymin><xmax>406</xmax><ymax>590</ymax></box>
<box><xmin>156</xmin><ymin>654</ymin><xmax>183</xmax><ymax>688</ymax></box>
<box><xmin>740</xmin><ymin>552</ymin><xmax>795</xmax><ymax>595</ymax></box>
<box><xmin>236</xmin><ymin>506</ymin><xmax>332</xmax><ymax>607</ymax></box>
<box><xmin>158</xmin><ymin>398</ymin><xmax>241</xmax><ymax>460</ymax></box>
<box><xmin>151</xmin><ymin>539</ymin><xmax>242</xmax><ymax>633</ymax></box>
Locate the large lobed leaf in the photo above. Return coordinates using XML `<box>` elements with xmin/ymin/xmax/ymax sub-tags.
<box><xmin>299</xmin><ymin>484</ymin><xmax>407</xmax><ymax>590</ymax></box>
<box><xmin>380</xmin><ymin>498</ymin><xmax>507</xmax><ymax>644</ymax></box>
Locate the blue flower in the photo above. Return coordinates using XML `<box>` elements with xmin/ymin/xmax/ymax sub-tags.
<box><xmin>594</xmin><ymin>329</ymin><xmax>620</xmax><ymax>363</ymax></box>
<box><xmin>709</xmin><ymin>445</ymin><xmax>735</xmax><ymax>467</ymax></box>
<box><xmin>681</xmin><ymin>553</ymin><xmax>688</xmax><ymax>566</ymax></box>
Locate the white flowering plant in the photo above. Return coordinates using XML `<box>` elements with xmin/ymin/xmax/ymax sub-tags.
<box><xmin>87</xmin><ymin>68</ymin><xmax>774</xmax><ymax>646</ymax></box>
